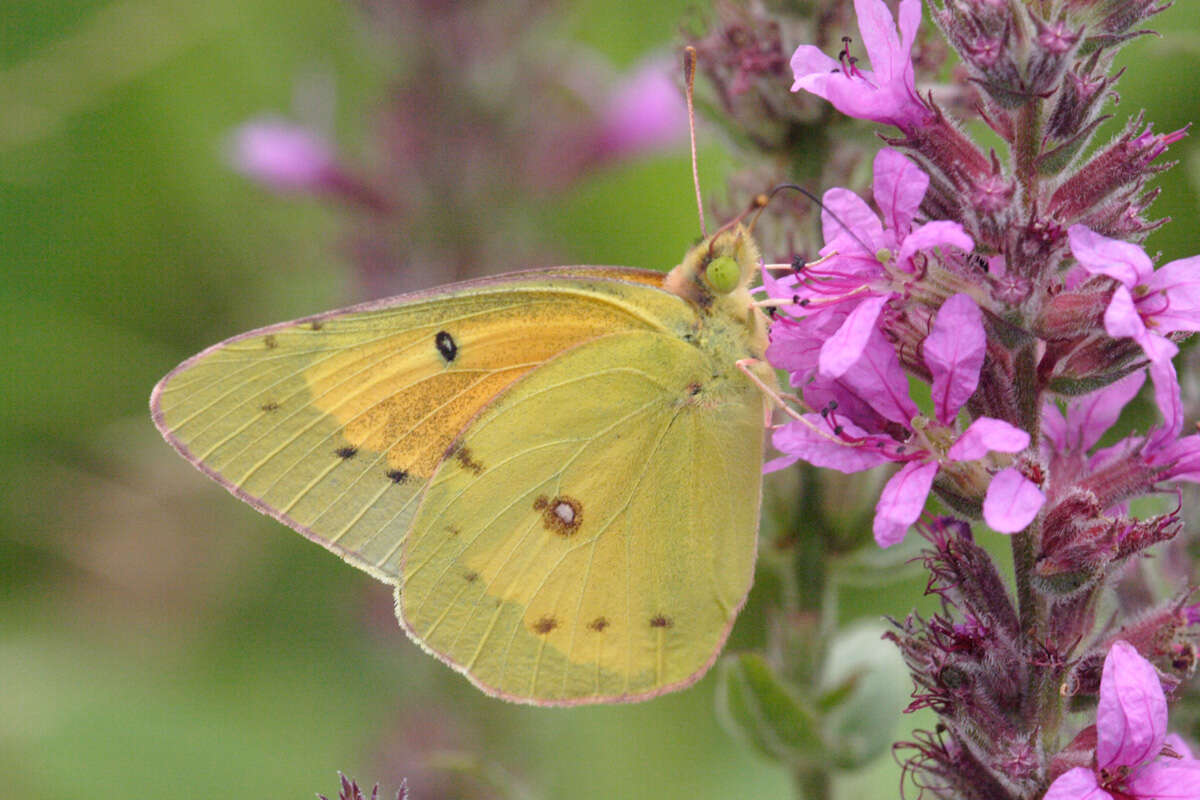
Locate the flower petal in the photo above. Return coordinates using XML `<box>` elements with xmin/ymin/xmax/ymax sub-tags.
<box><xmin>1139</xmin><ymin>256</ymin><xmax>1200</xmax><ymax>334</ymax></box>
<box><xmin>1042</xmin><ymin>399</ymin><xmax>1068</xmax><ymax>457</ymax></box>
<box><xmin>836</xmin><ymin>325</ymin><xmax>921</xmax><ymax>425</ymax></box>
<box><xmin>771</xmin><ymin>415</ymin><xmax>893</xmax><ymax>474</ymax></box>
<box><xmin>982</xmin><ymin>467</ymin><xmax>1045</xmax><ymax>533</ymax></box>
<box><xmin>820</xmin><ymin>187</ymin><xmax>885</xmax><ymax>256</ymax></box>
<box><xmin>767</xmin><ymin>307</ymin><xmax>850</xmax><ymax>378</ymax></box>
<box><xmin>873</xmin><ymin>460</ymin><xmax>937</xmax><ymax>547</ymax></box>
<box><xmin>1104</xmin><ymin>284</ymin><xmax>1150</xmax><ymax>342</ymax></box>
<box><xmin>1149</xmin><ymin>354</ymin><xmax>1184</xmax><ymax>446</ymax></box>
<box><xmin>1152</xmin><ymin>434</ymin><xmax>1200</xmax><ymax>483</ymax></box>
<box><xmin>820</xmin><ymin>295</ymin><xmax>889</xmax><ymax>378</ymax></box>
<box><xmin>802</xmin><ymin>374</ymin><xmax>893</xmax><ymax>435</ymax></box>
<box><xmin>1065</xmin><ymin>371</ymin><xmax>1146</xmax><ymax>452</ymax></box>
<box><xmin>854</xmin><ymin>0</ymin><xmax>904</xmax><ymax>79</ymax></box>
<box><xmin>895</xmin><ymin>0</ymin><xmax>922</xmax><ymax>57</ymax></box>
<box><xmin>872</xmin><ymin>149</ymin><xmax>928</xmax><ymax>237</ymax></box>
<box><xmin>1097</xmin><ymin>640</ymin><xmax>1167</xmax><ymax>770</ymax></box>
<box><xmin>1124</xmin><ymin>757</ymin><xmax>1200</xmax><ymax>799</ymax></box>
<box><xmin>948</xmin><ymin>418</ymin><xmax>1030</xmax><ymax>461</ymax></box>
<box><xmin>896</xmin><ymin>220</ymin><xmax>974</xmax><ymax>268</ymax></box>
<box><xmin>763</xmin><ymin>453</ymin><xmax>800</xmax><ymax>474</ymax></box>
<box><xmin>1041</xmin><ymin>767</ymin><xmax>1110</xmax><ymax>800</ymax></box>
<box><xmin>925</xmin><ymin>293</ymin><xmax>986</xmax><ymax>423</ymax></box>
<box><xmin>790</xmin><ymin>45</ymin><xmax>841</xmax><ymax>93</ymax></box>
<box><xmin>1069</xmin><ymin>224</ymin><xmax>1153</xmax><ymax>286</ymax></box>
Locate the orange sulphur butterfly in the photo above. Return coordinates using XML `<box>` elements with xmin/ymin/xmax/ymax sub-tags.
<box><xmin>151</xmin><ymin>224</ymin><xmax>775</xmax><ymax>705</ymax></box>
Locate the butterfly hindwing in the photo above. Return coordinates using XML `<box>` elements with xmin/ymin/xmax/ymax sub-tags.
<box><xmin>150</xmin><ymin>269</ymin><xmax>691</xmax><ymax>581</ymax></box>
<box><xmin>398</xmin><ymin>329</ymin><xmax>765</xmax><ymax>704</ymax></box>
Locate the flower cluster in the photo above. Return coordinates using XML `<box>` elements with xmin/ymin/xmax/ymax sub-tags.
<box><xmin>757</xmin><ymin>0</ymin><xmax>1200</xmax><ymax>796</ymax></box>
<box><xmin>227</xmin><ymin>0</ymin><xmax>687</xmax><ymax>297</ymax></box>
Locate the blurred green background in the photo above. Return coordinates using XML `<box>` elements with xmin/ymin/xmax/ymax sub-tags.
<box><xmin>3</xmin><ymin>2</ymin><xmax>1200</xmax><ymax>799</ymax></box>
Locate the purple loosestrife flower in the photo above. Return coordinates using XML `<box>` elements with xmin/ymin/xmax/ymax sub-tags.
<box><xmin>591</xmin><ymin>58</ymin><xmax>688</xmax><ymax>162</ymax></box>
<box><xmin>1042</xmin><ymin>358</ymin><xmax>1200</xmax><ymax>502</ymax></box>
<box><xmin>1040</xmin><ymin>372</ymin><xmax>1147</xmax><ymax>499</ymax></box>
<box><xmin>763</xmin><ymin>148</ymin><xmax>973</xmax><ymax>376</ymax></box>
<box><xmin>228</xmin><ymin>117</ymin><xmax>338</xmax><ymax>192</ymax></box>
<box><xmin>767</xmin><ymin>292</ymin><xmax>1043</xmax><ymax>546</ymax></box>
<box><xmin>1036</xmin><ymin>370</ymin><xmax>1196</xmax><ymax>578</ymax></box>
<box><xmin>1068</xmin><ymin>224</ymin><xmax>1200</xmax><ymax>443</ymax></box>
<box><xmin>789</xmin><ymin>0</ymin><xmax>932</xmax><ymax>130</ymax></box>
<box><xmin>1043</xmin><ymin>641</ymin><xmax>1200</xmax><ymax>800</ymax></box>
<box><xmin>228</xmin><ymin>117</ymin><xmax>390</xmax><ymax>213</ymax></box>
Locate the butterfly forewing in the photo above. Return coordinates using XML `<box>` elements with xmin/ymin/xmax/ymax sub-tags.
<box><xmin>398</xmin><ymin>330</ymin><xmax>764</xmax><ymax>705</ymax></box>
<box><xmin>150</xmin><ymin>269</ymin><xmax>688</xmax><ymax>581</ymax></box>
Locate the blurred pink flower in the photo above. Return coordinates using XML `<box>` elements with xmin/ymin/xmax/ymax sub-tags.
<box><xmin>228</xmin><ymin>117</ymin><xmax>338</xmax><ymax>192</ymax></box>
<box><xmin>594</xmin><ymin>59</ymin><xmax>688</xmax><ymax>160</ymax></box>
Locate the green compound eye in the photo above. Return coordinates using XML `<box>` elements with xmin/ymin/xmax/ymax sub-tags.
<box><xmin>705</xmin><ymin>255</ymin><xmax>740</xmax><ymax>294</ymax></box>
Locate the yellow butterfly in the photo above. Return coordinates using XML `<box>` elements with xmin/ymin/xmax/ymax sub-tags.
<box><xmin>151</xmin><ymin>223</ymin><xmax>775</xmax><ymax>705</ymax></box>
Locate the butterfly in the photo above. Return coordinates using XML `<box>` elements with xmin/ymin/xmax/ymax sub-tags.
<box><xmin>150</xmin><ymin>222</ymin><xmax>776</xmax><ymax>706</ymax></box>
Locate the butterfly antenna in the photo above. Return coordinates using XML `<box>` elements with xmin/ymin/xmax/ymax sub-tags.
<box><xmin>750</xmin><ymin>183</ymin><xmax>874</xmax><ymax>256</ymax></box>
<box><xmin>684</xmin><ymin>46</ymin><xmax>707</xmax><ymax>238</ymax></box>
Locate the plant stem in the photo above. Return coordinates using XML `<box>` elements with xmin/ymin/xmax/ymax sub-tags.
<box><xmin>792</xmin><ymin>764</ymin><xmax>832</xmax><ymax>800</ymax></box>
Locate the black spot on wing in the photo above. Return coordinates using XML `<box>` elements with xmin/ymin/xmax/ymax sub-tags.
<box><xmin>435</xmin><ymin>330</ymin><xmax>458</xmax><ymax>362</ymax></box>
<box><xmin>587</xmin><ymin>616</ymin><xmax>610</xmax><ymax>633</ymax></box>
<box><xmin>650</xmin><ymin>615</ymin><xmax>673</xmax><ymax>629</ymax></box>
<box><xmin>385</xmin><ymin>469</ymin><xmax>409</xmax><ymax>484</ymax></box>
<box><xmin>260</xmin><ymin>400</ymin><xmax>280</xmax><ymax>412</ymax></box>
<box><xmin>335</xmin><ymin>446</ymin><xmax>358</xmax><ymax>459</ymax></box>
<box><xmin>532</xmin><ymin>616</ymin><xmax>558</xmax><ymax>635</ymax></box>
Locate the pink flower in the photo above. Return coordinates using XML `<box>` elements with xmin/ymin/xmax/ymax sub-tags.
<box><xmin>789</xmin><ymin>0</ymin><xmax>933</xmax><ymax>129</ymax></box>
<box><xmin>593</xmin><ymin>59</ymin><xmax>688</xmax><ymax>160</ymax></box>
<box><xmin>1040</xmin><ymin>366</ymin><xmax>1200</xmax><ymax>517</ymax></box>
<box><xmin>1044</xmin><ymin>641</ymin><xmax>1200</xmax><ymax>800</ymax></box>
<box><xmin>1041</xmin><ymin>372</ymin><xmax>1147</xmax><ymax>496</ymax></box>
<box><xmin>228</xmin><ymin>117</ymin><xmax>338</xmax><ymax>192</ymax></box>
<box><xmin>1068</xmin><ymin>224</ymin><xmax>1200</xmax><ymax>443</ymax></box>
<box><xmin>768</xmin><ymin>293</ymin><xmax>1043</xmax><ymax>546</ymax></box>
<box><xmin>763</xmin><ymin>148</ymin><xmax>973</xmax><ymax>376</ymax></box>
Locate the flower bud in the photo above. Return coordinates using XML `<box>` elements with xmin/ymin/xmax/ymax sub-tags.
<box><xmin>1046</xmin><ymin>66</ymin><xmax>1112</xmax><ymax>142</ymax></box>
<box><xmin>1090</xmin><ymin>0</ymin><xmax>1172</xmax><ymax>42</ymax></box>
<box><xmin>1049</xmin><ymin>115</ymin><xmax>1187</xmax><ymax>227</ymax></box>
<box><xmin>1035</xmin><ymin>489</ymin><xmax>1108</xmax><ymax>594</ymax></box>
<box><xmin>1045</xmin><ymin>334</ymin><xmax>1145</xmax><ymax>395</ymax></box>
<box><xmin>1026</xmin><ymin>17</ymin><xmax>1081</xmax><ymax>97</ymax></box>
<box><xmin>1032</xmin><ymin>280</ymin><xmax>1112</xmax><ymax>340</ymax></box>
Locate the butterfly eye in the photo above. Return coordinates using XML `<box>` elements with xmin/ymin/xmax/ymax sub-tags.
<box><xmin>705</xmin><ymin>255</ymin><xmax>740</xmax><ymax>294</ymax></box>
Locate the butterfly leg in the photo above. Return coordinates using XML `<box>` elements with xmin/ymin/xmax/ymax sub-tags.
<box><xmin>735</xmin><ymin>358</ymin><xmax>805</xmax><ymax>424</ymax></box>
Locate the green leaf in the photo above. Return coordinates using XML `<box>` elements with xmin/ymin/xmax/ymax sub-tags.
<box><xmin>715</xmin><ymin>652</ymin><xmax>823</xmax><ymax>766</ymax></box>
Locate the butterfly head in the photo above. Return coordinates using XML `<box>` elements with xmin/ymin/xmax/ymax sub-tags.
<box><xmin>665</xmin><ymin>223</ymin><xmax>761</xmax><ymax>311</ymax></box>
